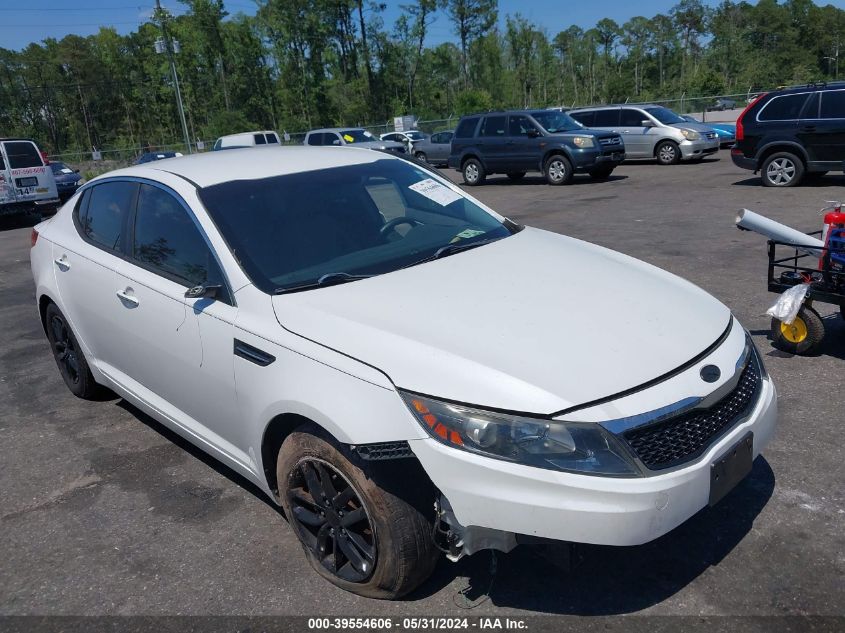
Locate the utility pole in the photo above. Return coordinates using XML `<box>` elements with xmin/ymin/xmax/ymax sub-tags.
<box><xmin>154</xmin><ymin>0</ymin><xmax>192</xmax><ymax>154</ymax></box>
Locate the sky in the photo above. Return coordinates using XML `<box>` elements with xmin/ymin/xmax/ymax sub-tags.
<box><xmin>2</xmin><ymin>0</ymin><xmax>845</xmax><ymax>52</ymax></box>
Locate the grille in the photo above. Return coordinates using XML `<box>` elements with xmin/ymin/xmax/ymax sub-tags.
<box><xmin>599</xmin><ymin>136</ymin><xmax>622</xmax><ymax>146</ymax></box>
<box><xmin>623</xmin><ymin>358</ymin><xmax>762</xmax><ymax>471</ymax></box>
<box><xmin>705</xmin><ymin>131</ymin><xmax>718</xmax><ymax>140</ymax></box>
<box><xmin>355</xmin><ymin>441</ymin><xmax>414</xmax><ymax>460</ymax></box>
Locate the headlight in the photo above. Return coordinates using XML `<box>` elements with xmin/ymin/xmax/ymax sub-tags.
<box><xmin>571</xmin><ymin>136</ymin><xmax>595</xmax><ymax>148</ymax></box>
<box><xmin>680</xmin><ymin>128</ymin><xmax>701</xmax><ymax>141</ymax></box>
<box><xmin>400</xmin><ymin>392</ymin><xmax>640</xmax><ymax>476</ymax></box>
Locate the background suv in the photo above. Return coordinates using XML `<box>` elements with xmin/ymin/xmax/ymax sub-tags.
<box><xmin>569</xmin><ymin>105</ymin><xmax>719</xmax><ymax>165</ymax></box>
<box><xmin>731</xmin><ymin>82</ymin><xmax>845</xmax><ymax>187</ymax></box>
<box><xmin>447</xmin><ymin>110</ymin><xmax>625</xmax><ymax>186</ymax></box>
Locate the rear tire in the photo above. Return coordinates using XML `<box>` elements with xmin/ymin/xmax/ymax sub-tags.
<box><xmin>462</xmin><ymin>158</ymin><xmax>486</xmax><ymax>186</ymax></box>
<box><xmin>655</xmin><ymin>140</ymin><xmax>681</xmax><ymax>165</ymax></box>
<box><xmin>770</xmin><ymin>305</ymin><xmax>825</xmax><ymax>355</ymax></box>
<box><xmin>44</xmin><ymin>303</ymin><xmax>100</xmax><ymax>399</ymax></box>
<box><xmin>544</xmin><ymin>155</ymin><xmax>573</xmax><ymax>185</ymax></box>
<box><xmin>761</xmin><ymin>152</ymin><xmax>804</xmax><ymax>187</ymax></box>
<box><xmin>278</xmin><ymin>427</ymin><xmax>439</xmax><ymax>599</ymax></box>
<box><xmin>414</xmin><ymin>152</ymin><xmax>427</xmax><ymax>163</ymax></box>
<box><xmin>506</xmin><ymin>172</ymin><xmax>526</xmax><ymax>181</ymax></box>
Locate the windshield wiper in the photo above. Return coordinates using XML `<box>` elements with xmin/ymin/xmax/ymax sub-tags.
<box><xmin>402</xmin><ymin>237</ymin><xmax>502</xmax><ymax>270</ymax></box>
<box><xmin>274</xmin><ymin>272</ymin><xmax>373</xmax><ymax>294</ymax></box>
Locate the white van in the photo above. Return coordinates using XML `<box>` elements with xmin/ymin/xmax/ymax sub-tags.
<box><xmin>212</xmin><ymin>130</ymin><xmax>281</xmax><ymax>151</ymax></box>
<box><xmin>0</xmin><ymin>138</ymin><xmax>59</xmax><ymax>217</ymax></box>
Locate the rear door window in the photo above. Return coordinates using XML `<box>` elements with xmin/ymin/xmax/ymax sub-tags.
<box><xmin>307</xmin><ymin>134</ymin><xmax>322</xmax><ymax>146</ymax></box>
<box><xmin>593</xmin><ymin>109</ymin><xmax>620</xmax><ymax>126</ymax></box>
<box><xmin>758</xmin><ymin>93</ymin><xmax>809</xmax><ymax>121</ymax></box>
<box><xmin>820</xmin><ymin>90</ymin><xmax>845</xmax><ymax>119</ymax></box>
<box><xmin>132</xmin><ymin>183</ymin><xmax>224</xmax><ymax>289</ymax></box>
<box><xmin>80</xmin><ymin>181</ymin><xmax>138</xmax><ymax>252</ymax></box>
<box><xmin>455</xmin><ymin>117</ymin><xmax>479</xmax><ymax>138</ymax></box>
<box><xmin>3</xmin><ymin>141</ymin><xmax>44</xmax><ymax>169</ymax></box>
<box><xmin>266</xmin><ymin>133</ymin><xmax>279</xmax><ymax>144</ymax></box>
<box><xmin>480</xmin><ymin>115</ymin><xmax>507</xmax><ymax>137</ymax></box>
<box><xmin>570</xmin><ymin>111</ymin><xmax>594</xmax><ymax>126</ymax></box>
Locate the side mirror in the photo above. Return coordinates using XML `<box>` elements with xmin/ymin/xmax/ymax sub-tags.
<box><xmin>641</xmin><ymin>120</ymin><xmax>655</xmax><ymax>128</ymax></box>
<box><xmin>527</xmin><ymin>128</ymin><xmax>541</xmax><ymax>138</ymax></box>
<box><xmin>73</xmin><ymin>168</ymin><xmax>80</xmax><ymax>173</ymax></box>
<box><xmin>185</xmin><ymin>284</ymin><xmax>221</xmax><ymax>300</ymax></box>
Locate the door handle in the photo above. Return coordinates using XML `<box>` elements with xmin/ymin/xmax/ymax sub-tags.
<box><xmin>54</xmin><ymin>255</ymin><xmax>70</xmax><ymax>271</ymax></box>
<box><xmin>116</xmin><ymin>288</ymin><xmax>139</xmax><ymax>307</ymax></box>
<box><xmin>800</xmin><ymin>125</ymin><xmax>816</xmax><ymax>132</ymax></box>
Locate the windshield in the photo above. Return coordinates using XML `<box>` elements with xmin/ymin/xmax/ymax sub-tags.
<box><xmin>50</xmin><ymin>162</ymin><xmax>68</xmax><ymax>173</ymax></box>
<box><xmin>197</xmin><ymin>159</ymin><xmax>515</xmax><ymax>294</ymax></box>
<box><xmin>643</xmin><ymin>107</ymin><xmax>686</xmax><ymax>125</ymax></box>
<box><xmin>340</xmin><ymin>129</ymin><xmax>375</xmax><ymax>143</ymax></box>
<box><xmin>531</xmin><ymin>111</ymin><xmax>583</xmax><ymax>133</ymax></box>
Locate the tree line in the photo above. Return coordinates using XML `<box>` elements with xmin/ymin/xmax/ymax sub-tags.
<box><xmin>1</xmin><ymin>0</ymin><xmax>843</xmax><ymax>155</ymax></box>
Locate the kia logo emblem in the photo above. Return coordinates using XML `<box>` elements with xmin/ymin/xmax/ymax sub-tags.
<box><xmin>700</xmin><ymin>365</ymin><xmax>721</xmax><ymax>383</ymax></box>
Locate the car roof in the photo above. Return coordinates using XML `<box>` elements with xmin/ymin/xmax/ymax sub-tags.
<box><xmin>91</xmin><ymin>146</ymin><xmax>384</xmax><ymax>188</ymax></box>
<box><xmin>768</xmin><ymin>81</ymin><xmax>845</xmax><ymax>95</ymax></box>
<box><xmin>308</xmin><ymin>127</ymin><xmax>365</xmax><ymax>133</ymax></box>
<box><xmin>217</xmin><ymin>130</ymin><xmax>276</xmax><ymax>140</ymax></box>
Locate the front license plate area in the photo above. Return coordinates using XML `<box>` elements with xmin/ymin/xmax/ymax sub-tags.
<box><xmin>709</xmin><ymin>431</ymin><xmax>753</xmax><ymax>506</ymax></box>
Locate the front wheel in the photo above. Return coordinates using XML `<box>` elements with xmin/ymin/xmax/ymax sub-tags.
<box><xmin>278</xmin><ymin>428</ymin><xmax>439</xmax><ymax>599</ymax></box>
<box><xmin>770</xmin><ymin>305</ymin><xmax>825</xmax><ymax>355</ymax></box>
<box><xmin>761</xmin><ymin>152</ymin><xmax>804</xmax><ymax>187</ymax></box>
<box><xmin>462</xmin><ymin>158</ymin><xmax>486</xmax><ymax>186</ymax></box>
<box><xmin>414</xmin><ymin>152</ymin><xmax>427</xmax><ymax>163</ymax></box>
<box><xmin>544</xmin><ymin>155</ymin><xmax>573</xmax><ymax>185</ymax></box>
<box><xmin>655</xmin><ymin>140</ymin><xmax>680</xmax><ymax>165</ymax></box>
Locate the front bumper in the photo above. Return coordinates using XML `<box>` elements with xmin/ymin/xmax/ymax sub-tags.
<box><xmin>569</xmin><ymin>146</ymin><xmax>626</xmax><ymax>171</ymax></box>
<box><xmin>679</xmin><ymin>138</ymin><xmax>720</xmax><ymax>160</ymax></box>
<box><xmin>411</xmin><ymin>376</ymin><xmax>777</xmax><ymax>547</ymax></box>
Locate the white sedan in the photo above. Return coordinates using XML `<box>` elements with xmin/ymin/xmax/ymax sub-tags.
<box><xmin>30</xmin><ymin>146</ymin><xmax>777</xmax><ymax>598</ymax></box>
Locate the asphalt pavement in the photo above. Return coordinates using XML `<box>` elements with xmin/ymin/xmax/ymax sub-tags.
<box><xmin>0</xmin><ymin>155</ymin><xmax>843</xmax><ymax>618</ymax></box>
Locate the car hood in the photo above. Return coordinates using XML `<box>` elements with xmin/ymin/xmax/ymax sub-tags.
<box><xmin>671</xmin><ymin>121</ymin><xmax>719</xmax><ymax>134</ymax></box>
<box><xmin>271</xmin><ymin>228</ymin><xmax>730</xmax><ymax>414</ymax></box>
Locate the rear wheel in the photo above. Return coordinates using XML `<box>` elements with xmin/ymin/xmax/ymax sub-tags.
<box><xmin>770</xmin><ymin>305</ymin><xmax>825</xmax><ymax>355</ymax></box>
<box><xmin>544</xmin><ymin>155</ymin><xmax>573</xmax><ymax>185</ymax></box>
<box><xmin>462</xmin><ymin>158</ymin><xmax>485</xmax><ymax>186</ymax></box>
<box><xmin>588</xmin><ymin>166</ymin><xmax>614</xmax><ymax>180</ymax></box>
<box><xmin>44</xmin><ymin>303</ymin><xmax>99</xmax><ymax>398</ymax></box>
<box><xmin>761</xmin><ymin>152</ymin><xmax>804</xmax><ymax>187</ymax></box>
<box><xmin>506</xmin><ymin>172</ymin><xmax>526</xmax><ymax>181</ymax></box>
<box><xmin>655</xmin><ymin>140</ymin><xmax>680</xmax><ymax>165</ymax></box>
<box><xmin>278</xmin><ymin>427</ymin><xmax>438</xmax><ymax>599</ymax></box>
<box><xmin>414</xmin><ymin>151</ymin><xmax>427</xmax><ymax>163</ymax></box>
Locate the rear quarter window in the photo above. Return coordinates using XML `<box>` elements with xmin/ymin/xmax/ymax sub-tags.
<box><xmin>758</xmin><ymin>93</ymin><xmax>809</xmax><ymax>121</ymax></box>
<box><xmin>455</xmin><ymin>117</ymin><xmax>479</xmax><ymax>138</ymax></box>
<box><xmin>593</xmin><ymin>109</ymin><xmax>620</xmax><ymax>126</ymax></box>
<box><xmin>80</xmin><ymin>181</ymin><xmax>138</xmax><ymax>252</ymax></box>
<box><xmin>3</xmin><ymin>141</ymin><xmax>43</xmax><ymax>169</ymax></box>
<box><xmin>253</xmin><ymin>134</ymin><xmax>267</xmax><ymax>145</ymax></box>
<box><xmin>820</xmin><ymin>90</ymin><xmax>845</xmax><ymax>119</ymax></box>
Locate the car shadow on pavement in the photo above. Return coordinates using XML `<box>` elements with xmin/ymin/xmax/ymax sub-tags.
<box><xmin>408</xmin><ymin>457</ymin><xmax>775</xmax><ymax>613</ymax></box>
<box><xmin>481</xmin><ymin>175</ymin><xmax>628</xmax><ymax>186</ymax></box>
<box><xmin>733</xmin><ymin>175</ymin><xmax>845</xmax><ymax>187</ymax></box>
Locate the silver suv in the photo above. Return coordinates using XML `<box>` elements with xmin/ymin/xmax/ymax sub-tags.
<box><xmin>568</xmin><ymin>105</ymin><xmax>720</xmax><ymax>164</ymax></box>
<box><xmin>303</xmin><ymin>128</ymin><xmax>406</xmax><ymax>153</ymax></box>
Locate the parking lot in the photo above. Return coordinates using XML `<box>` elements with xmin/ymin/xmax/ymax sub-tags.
<box><xmin>1</xmin><ymin>155</ymin><xmax>843</xmax><ymax>617</ymax></box>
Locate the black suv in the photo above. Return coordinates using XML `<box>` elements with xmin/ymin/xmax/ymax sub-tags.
<box><xmin>447</xmin><ymin>110</ymin><xmax>625</xmax><ymax>186</ymax></box>
<box><xmin>732</xmin><ymin>82</ymin><xmax>845</xmax><ymax>187</ymax></box>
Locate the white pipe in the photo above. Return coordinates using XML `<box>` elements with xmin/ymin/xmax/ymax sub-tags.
<box><xmin>735</xmin><ymin>208</ymin><xmax>825</xmax><ymax>257</ymax></box>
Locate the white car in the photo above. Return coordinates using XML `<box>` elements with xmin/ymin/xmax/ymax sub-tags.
<box><xmin>30</xmin><ymin>147</ymin><xmax>777</xmax><ymax>599</ymax></box>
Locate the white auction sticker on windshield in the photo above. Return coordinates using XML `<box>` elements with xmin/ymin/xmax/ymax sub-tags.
<box><xmin>408</xmin><ymin>178</ymin><xmax>462</xmax><ymax>206</ymax></box>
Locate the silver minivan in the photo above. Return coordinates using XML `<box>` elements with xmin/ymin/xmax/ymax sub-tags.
<box><xmin>568</xmin><ymin>105</ymin><xmax>720</xmax><ymax>164</ymax></box>
<box><xmin>0</xmin><ymin>138</ymin><xmax>59</xmax><ymax>217</ymax></box>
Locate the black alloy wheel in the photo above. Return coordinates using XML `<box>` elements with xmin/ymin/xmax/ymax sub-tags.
<box><xmin>49</xmin><ymin>313</ymin><xmax>81</xmax><ymax>387</ymax></box>
<box><xmin>286</xmin><ymin>458</ymin><xmax>376</xmax><ymax>582</ymax></box>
